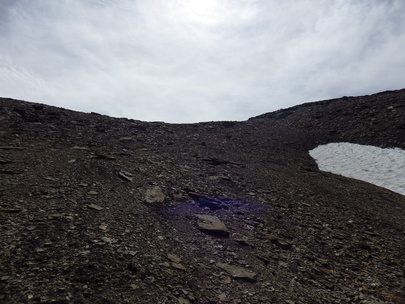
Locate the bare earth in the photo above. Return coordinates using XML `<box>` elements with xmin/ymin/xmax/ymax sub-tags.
<box><xmin>1</xmin><ymin>89</ymin><xmax>404</xmax><ymax>304</ymax></box>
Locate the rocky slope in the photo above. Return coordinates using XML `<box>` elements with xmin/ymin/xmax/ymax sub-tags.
<box><xmin>0</xmin><ymin>89</ymin><xmax>404</xmax><ymax>304</ymax></box>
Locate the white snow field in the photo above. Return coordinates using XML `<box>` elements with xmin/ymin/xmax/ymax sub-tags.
<box><xmin>309</xmin><ymin>142</ymin><xmax>405</xmax><ymax>196</ymax></box>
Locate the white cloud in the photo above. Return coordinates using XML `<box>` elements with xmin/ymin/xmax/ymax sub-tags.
<box><xmin>0</xmin><ymin>0</ymin><xmax>404</xmax><ymax>122</ymax></box>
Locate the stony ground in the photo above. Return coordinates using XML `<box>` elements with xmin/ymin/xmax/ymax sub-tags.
<box><xmin>0</xmin><ymin>89</ymin><xmax>404</xmax><ymax>304</ymax></box>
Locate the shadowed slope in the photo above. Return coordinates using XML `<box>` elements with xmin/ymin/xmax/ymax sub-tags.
<box><xmin>1</xmin><ymin>89</ymin><xmax>404</xmax><ymax>303</ymax></box>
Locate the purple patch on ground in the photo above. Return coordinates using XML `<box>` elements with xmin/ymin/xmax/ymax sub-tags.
<box><xmin>166</xmin><ymin>197</ymin><xmax>270</xmax><ymax>217</ymax></box>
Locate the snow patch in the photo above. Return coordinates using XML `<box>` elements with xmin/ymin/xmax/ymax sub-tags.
<box><xmin>309</xmin><ymin>142</ymin><xmax>405</xmax><ymax>196</ymax></box>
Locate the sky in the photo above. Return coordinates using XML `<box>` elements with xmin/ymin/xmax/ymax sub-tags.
<box><xmin>0</xmin><ymin>0</ymin><xmax>404</xmax><ymax>123</ymax></box>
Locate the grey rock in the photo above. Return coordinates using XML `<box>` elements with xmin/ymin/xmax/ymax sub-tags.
<box><xmin>87</xmin><ymin>204</ymin><xmax>104</xmax><ymax>211</ymax></box>
<box><xmin>216</xmin><ymin>262</ymin><xmax>257</xmax><ymax>282</ymax></box>
<box><xmin>48</xmin><ymin>214</ymin><xmax>63</xmax><ymax>220</ymax></box>
<box><xmin>167</xmin><ymin>253</ymin><xmax>182</xmax><ymax>263</ymax></box>
<box><xmin>195</xmin><ymin>214</ymin><xmax>229</xmax><ymax>237</ymax></box>
<box><xmin>178</xmin><ymin>297</ymin><xmax>190</xmax><ymax>304</ymax></box>
<box><xmin>218</xmin><ymin>293</ymin><xmax>227</xmax><ymax>301</ymax></box>
<box><xmin>101</xmin><ymin>236</ymin><xmax>116</xmax><ymax>244</ymax></box>
<box><xmin>232</xmin><ymin>233</ymin><xmax>254</xmax><ymax>247</ymax></box>
<box><xmin>145</xmin><ymin>186</ymin><xmax>165</xmax><ymax>203</ymax></box>
<box><xmin>171</xmin><ymin>262</ymin><xmax>186</xmax><ymax>271</ymax></box>
<box><xmin>167</xmin><ymin>254</ymin><xmax>186</xmax><ymax>270</ymax></box>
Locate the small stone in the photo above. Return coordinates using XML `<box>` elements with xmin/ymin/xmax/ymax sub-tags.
<box><xmin>171</xmin><ymin>262</ymin><xmax>186</xmax><ymax>271</ymax></box>
<box><xmin>196</xmin><ymin>214</ymin><xmax>229</xmax><ymax>237</ymax></box>
<box><xmin>279</xmin><ymin>261</ymin><xmax>288</xmax><ymax>268</ymax></box>
<box><xmin>48</xmin><ymin>214</ymin><xmax>63</xmax><ymax>220</ymax></box>
<box><xmin>88</xmin><ymin>190</ymin><xmax>98</xmax><ymax>195</ymax></box>
<box><xmin>216</xmin><ymin>262</ymin><xmax>257</xmax><ymax>282</ymax></box>
<box><xmin>218</xmin><ymin>293</ymin><xmax>227</xmax><ymax>301</ymax></box>
<box><xmin>118</xmin><ymin>171</ymin><xmax>134</xmax><ymax>182</ymax></box>
<box><xmin>87</xmin><ymin>204</ymin><xmax>104</xmax><ymax>211</ymax></box>
<box><xmin>130</xmin><ymin>284</ymin><xmax>139</xmax><ymax>290</ymax></box>
<box><xmin>161</xmin><ymin>262</ymin><xmax>171</xmax><ymax>267</ymax></box>
<box><xmin>98</xmin><ymin>224</ymin><xmax>108</xmax><ymax>231</ymax></box>
<box><xmin>167</xmin><ymin>253</ymin><xmax>182</xmax><ymax>264</ymax></box>
<box><xmin>178</xmin><ymin>297</ymin><xmax>190</xmax><ymax>304</ymax></box>
<box><xmin>101</xmin><ymin>236</ymin><xmax>116</xmax><ymax>244</ymax></box>
<box><xmin>263</xmin><ymin>234</ymin><xmax>278</xmax><ymax>241</ymax></box>
<box><xmin>145</xmin><ymin>186</ymin><xmax>165</xmax><ymax>203</ymax></box>
<box><xmin>232</xmin><ymin>233</ymin><xmax>253</xmax><ymax>247</ymax></box>
<box><xmin>256</xmin><ymin>255</ymin><xmax>270</xmax><ymax>265</ymax></box>
<box><xmin>264</xmin><ymin>234</ymin><xmax>293</xmax><ymax>249</ymax></box>
<box><xmin>223</xmin><ymin>276</ymin><xmax>232</xmax><ymax>284</ymax></box>
<box><xmin>276</xmin><ymin>239</ymin><xmax>293</xmax><ymax>250</ymax></box>
<box><xmin>187</xmin><ymin>293</ymin><xmax>196</xmax><ymax>301</ymax></box>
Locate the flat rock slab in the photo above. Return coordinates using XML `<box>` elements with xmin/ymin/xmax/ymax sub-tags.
<box><xmin>217</xmin><ymin>262</ymin><xmax>257</xmax><ymax>282</ymax></box>
<box><xmin>195</xmin><ymin>214</ymin><xmax>229</xmax><ymax>237</ymax></box>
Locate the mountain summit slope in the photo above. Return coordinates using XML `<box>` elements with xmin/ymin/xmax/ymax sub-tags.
<box><xmin>1</xmin><ymin>90</ymin><xmax>404</xmax><ymax>303</ymax></box>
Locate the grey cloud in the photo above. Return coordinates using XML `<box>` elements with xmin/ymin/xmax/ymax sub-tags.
<box><xmin>0</xmin><ymin>0</ymin><xmax>404</xmax><ymax>122</ymax></box>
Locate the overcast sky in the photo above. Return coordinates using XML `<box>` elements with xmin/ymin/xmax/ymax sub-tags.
<box><xmin>1</xmin><ymin>0</ymin><xmax>404</xmax><ymax>123</ymax></box>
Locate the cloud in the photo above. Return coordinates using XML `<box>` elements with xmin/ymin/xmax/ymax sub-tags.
<box><xmin>0</xmin><ymin>0</ymin><xmax>404</xmax><ymax>122</ymax></box>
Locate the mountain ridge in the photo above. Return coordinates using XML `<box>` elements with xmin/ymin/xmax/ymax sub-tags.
<box><xmin>1</xmin><ymin>89</ymin><xmax>404</xmax><ymax>303</ymax></box>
